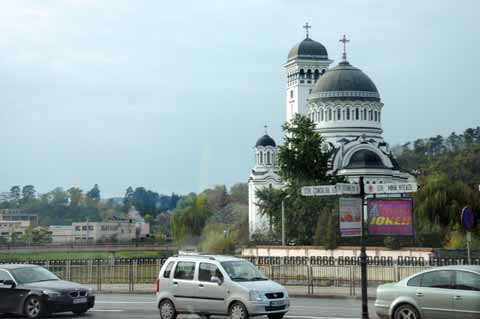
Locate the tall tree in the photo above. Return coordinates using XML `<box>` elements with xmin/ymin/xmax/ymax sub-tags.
<box><xmin>9</xmin><ymin>186</ymin><xmax>21</xmax><ymax>205</ymax></box>
<box><xmin>67</xmin><ymin>187</ymin><xmax>83</xmax><ymax>206</ymax></box>
<box><xmin>21</xmin><ymin>185</ymin><xmax>36</xmax><ymax>204</ymax></box>
<box><xmin>123</xmin><ymin>186</ymin><xmax>134</xmax><ymax>210</ymax></box>
<box><xmin>86</xmin><ymin>184</ymin><xmax>101</xmax><ymax>201</ymax></box>
<box><xmin>256</xmin><ymin>114</ymin><xmax>340</xmax><ymax>245</ymax></box>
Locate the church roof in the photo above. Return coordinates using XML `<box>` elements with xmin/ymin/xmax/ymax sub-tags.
<box><xmin>310</xmin><ymin>61</ymin><xmax>380</xmax><ymax>102</ymax></box>
<box><xmin>345</xmin><ymin>149</ymin><xmax>387</xmax><ymax>169</ymax></box>
<box><xmin>255</xmin><ymin>134</ymin><xmax>276</xmax><ymax>147</ymax></box>
<box><xmin>287</xmin><ymin>37</ymin><xmax>328</xmax><ymax>61</ymax></box>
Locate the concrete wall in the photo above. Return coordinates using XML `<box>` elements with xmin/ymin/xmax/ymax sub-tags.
<box><xmin>242</xmin><ymin>246</ymin><xmax>434</xmax><ymax>259</ymax></box>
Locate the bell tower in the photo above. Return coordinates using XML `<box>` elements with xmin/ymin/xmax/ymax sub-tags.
<box><xmin>285</xmin><ymin>23</ymin><xmax>333</xmax><ymax>122</ymax></box>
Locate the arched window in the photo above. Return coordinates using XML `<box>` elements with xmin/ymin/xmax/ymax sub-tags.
<box><xmin>333</xmin><ymin>109</ymin><xmax>336</xmax><ymax>121</ymax></box>
<box><xmin>337</xmin><ymin>108</ymin><xmax>341</xmax><ymax>120</ymax></box>
<box><xmin>342</xmin><ymin>109</ymin><xmax>346</xmax><ymax>120</ymax></box>
<box><xmin>259</xmin><ymin>151</ymin><xmax>263</xmax><ymax>164</ymax></box>
<box><xmin>321</xmin><ymin>109</ymin><xmax>324</xmax><ymax>121</ymax></box>
<box><xmin>355</xmin><ymin>108</ymin><xmax>359</xmax><ymax>120</ymax></box>
<box><xmin>267</xmin><ymin>151</ymin><xmax>271</xmax><ymax>165</ymax></box>
<box><xmin>299</xmin><ymin>69</ymin><xmax>305</xmax><ymax>79</ymax></box>
<box><xmin>306</xmin><ymin>69</ymin><xmax>312</xmax><ymax>79</ymax></box>
<box><xmin>328</xmin><ymin>109</ymin><xmax>332</xmax><ymax>121</ymax></box>
<box><xmin>290</xmin><ymin>90</ymin><xmax>293</xmax><ymax>99</ymax></box>
<box><xmin>347</xmin><ymin>108</ymin><xmax>350</xmax><ymax>120</ymax></box>
<box><xmin>369</xmin><ymin>110</ymin><xmax>372</xmax><ymax>121</ymax></box>
<box><xmin>363</xmin><ymin>109</ymin><xmax>367</xmax><ymax>120</ymax></box>
<box><xmin>321</xmin><ymin>69</ymin><xmax>326</xmax><ymax>74</ymax></box>
<box><xmin>374</xmin><ymin>111</ymin><xmax>378</xmax><ymax>122</ymax></box>
<box><xmin>378</xmin><ymin>112</ymin><xmax>381</xmax><ymax>122</ymax></box>
<box><xmin>314</xmin><ymin>69</ymin><xmax>320</xmax><ymax>81</ymax></box>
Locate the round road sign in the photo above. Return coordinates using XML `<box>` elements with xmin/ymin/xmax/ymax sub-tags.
<box><xmin>461</xmin><ymin>207</ymin><xmax>476</xmax><ymax>231</ymax></box>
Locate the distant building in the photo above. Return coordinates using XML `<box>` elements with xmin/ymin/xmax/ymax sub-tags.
<box><xmin>48</xmin><ymin>225</ymin><xmax>74</xmax><ymax>243</ymax></box>
<box><xmin>72</xmin><ymin>221</ymin><xmax>137</xmax><ymax>242</ymax></box>
<box><xmin>0</xmin><ymin>221</ymin><xmax>27</xmax><ymax>241</ymax></box>
<box><xmin>0</xmin><ymin>209</ymin><xmax>38</xmax><ymax>227</ymax></box>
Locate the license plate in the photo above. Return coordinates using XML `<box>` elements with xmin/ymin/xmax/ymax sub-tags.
<box><xmin>73</xmin><ymin>297</ymin><xmax>87</xmax><ymax>304</ymax></box>
<box><xmin>270</xmin><ymin>300</ymin><xmax>284</xmax><ymax>307</ymax></box>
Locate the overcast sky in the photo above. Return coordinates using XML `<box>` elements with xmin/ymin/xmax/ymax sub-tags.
<box><xmin>1</xmin><ymin>0</ymin><xmax>479</xmax><ymax>198</ymax></box>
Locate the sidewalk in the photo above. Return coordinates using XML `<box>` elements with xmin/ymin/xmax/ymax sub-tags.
<box><xmin>86</xmin><ymin>284</ymin><xmax>377</xmax><ymax>300</ymax></box>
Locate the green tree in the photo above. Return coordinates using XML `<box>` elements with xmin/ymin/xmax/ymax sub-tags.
<box><xmin>123</xmin><ymin>186</ymin><xmax>134</xmax><ymax>210</ymax></box>
<box><xmin>9</xmin><ymin>186</ymin><xmax>21</xmax><ymax>206</ymax></box>
<box><xmin>171</xmin><ymin>193</ymin><xmax>211</xmax><ymax>245</ymax></box>
<box><xmin>256</xmin><ymin>114</ymin><xmax>340</xmax><ymax>245</ymax></box>
<box><xmin>86</xmin><ymin>184</ymin><xmax>101</xmax><ymax>201</ymax></box>
<box><xmin>67</xmin><ymin>187</ymin><xmax>84</xmax><ymax>206</ymax></box>
<box><xmin>230</xmin><ymin>183</ymin><xmax>248</xmax><ymax>205</ymax></box>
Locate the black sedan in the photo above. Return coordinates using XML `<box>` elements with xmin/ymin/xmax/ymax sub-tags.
<box><xmin>0</xmin><ymin>264</ymin><xmax>95</xmax><ymax>318</ymax></box>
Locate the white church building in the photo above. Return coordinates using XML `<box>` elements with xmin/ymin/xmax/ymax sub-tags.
<box><xmin>248</xmin><ymin>25</ymin><xmax>415</xmax><ymax>238</ymax></box>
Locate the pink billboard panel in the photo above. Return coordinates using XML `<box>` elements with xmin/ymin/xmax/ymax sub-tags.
<box><xmin>368</xmin><ymin>199</ymin><xmax>413</xmax><ymax>236</ymax></box>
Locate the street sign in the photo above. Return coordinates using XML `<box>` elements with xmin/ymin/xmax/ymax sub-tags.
<box><xmin>301</xmin><ymin>183</ymin><xmax>360</xmax><ymax>196</ymax></box>
<box><xmin>461</xmin><ymin>206</ymin><xmax>476</xmax><ymax>231</ymax></box>
<box><xmin>365</xmin><ymin>182</ymin><xmax>418</xmax><ymax>195</ymax></box>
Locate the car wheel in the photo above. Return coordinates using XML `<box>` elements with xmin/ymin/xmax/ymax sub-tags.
<box><xmin>268</xmin><ymin>313</ymin><xmax>285</xmax><ymax>319</ymax></box>
<box><xmin>394</xmin><ymin>304</ymin><xmax>420</xmax><ymax>319</ymax></box>
<box><xmin>159</xmin><ymin>299</ymin><xmax>177</xmax><ymax>319</ymax></box>
<box><xmin>230</xmin><ymin>302</ymin><xmax>249</xmax><ymax>319</ymax></box>
<box><xmin>72</xmin><ymin>307</ymin><xmax>89</xmax><ymax>316</ymax></box>
<box><xmin>24</xmin><ymin>296</ymin><xmax>42</xmax><ymax>319</ymax></box>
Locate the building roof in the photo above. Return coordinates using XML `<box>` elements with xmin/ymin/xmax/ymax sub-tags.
<box><xmin>287</xmin><ymin>37</ymin><xmax>328</xmax><ymax>61</ymax></box>
<box><xmin>255</xmin><ymin>134</ymin><xmax>276</xmax><ymax>147</ymax></box>
<box><xmin>345</xmin><ymin>149</ymin><xmax>387</xmax><ymax>169</ymax></box>
<box><xmin>310</xmin><ymin>61</ymin><xmax>380</xmax><ymax>102</ymax></box>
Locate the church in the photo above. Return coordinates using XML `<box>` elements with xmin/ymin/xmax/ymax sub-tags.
<box><xmin>248</xmin><ymin>25</ymin><xmax>416</xmax><ymax>238</ymax></box>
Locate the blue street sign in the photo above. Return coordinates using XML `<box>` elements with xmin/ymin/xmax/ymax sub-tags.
<box><xmin>461</xmin><ymin>207</ymin><xmax>476</xmax><ymax>231</ymax></box>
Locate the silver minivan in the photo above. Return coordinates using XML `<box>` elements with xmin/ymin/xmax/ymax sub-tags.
<box><xmin>156</xmin><ymin>255</ymin><xmax>289</xmax><ymax>319</ymax></box>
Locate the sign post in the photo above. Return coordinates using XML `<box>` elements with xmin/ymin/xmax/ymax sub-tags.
<box><xmin>301</xmin><ymin>180</ymin><xmax>419</xmax><ymax>319</ymax></box>
<box><xmin>461</xmin><ymin>206</ymin><xmax>476</xmax><ymax>265</ymax></box>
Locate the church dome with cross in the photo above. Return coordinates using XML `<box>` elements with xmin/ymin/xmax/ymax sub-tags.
<box><xmin>287</xmin><ymin>23</ymin><xmax>329</xmax><ymax>62</ymax></box>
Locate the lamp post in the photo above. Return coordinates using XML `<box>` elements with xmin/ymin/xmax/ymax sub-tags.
<box><xmin>281</xmin><ymin>199</ymin><xmax>285</xmax><ymax>246</ymax></box>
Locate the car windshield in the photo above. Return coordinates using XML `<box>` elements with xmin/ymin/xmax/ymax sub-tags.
<box><xmin>10</xmin><ymin>267</ymin><xmax>60</xmax><ymax>284</ymax></box>
<box><xmin>221</xmin><ymin>261</ymin><xmax>268</xmax><ymax>282</ymax></box>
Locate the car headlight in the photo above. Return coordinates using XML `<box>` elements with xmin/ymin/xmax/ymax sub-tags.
<box><xmin>249</xmin><ymin>290</ymin><xmax>265</xmax><ymax>302</ymax></box>
<box><xmin>88</xmin><ymin>287</ymin><xmax>96</xmax><ymax>296</ymax></box>
<box><xmin>43</xmin><ymin>289</ymin><xmax>61</xmax><ymax>298</ymax></box>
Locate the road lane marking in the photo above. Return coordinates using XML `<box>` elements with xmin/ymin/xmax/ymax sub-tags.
<box><xmin>286</xmin><ymin>316</ymin><xmax>359</xmax><ymax>319</ymax></box>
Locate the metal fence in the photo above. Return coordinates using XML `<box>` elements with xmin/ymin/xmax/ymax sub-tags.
<box><xmin>1</xmin><ymin>257</ymin><xmax>477</xmax><ymax>295</ymax></box>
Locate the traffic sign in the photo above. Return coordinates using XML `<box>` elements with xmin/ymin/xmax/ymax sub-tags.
<box><xmin>301</xmin><ymin>183</ymin><xmax>360</xmax><ymax>196</ymax></box>
<box><xmin>461</xmin><ymin>206</ymin><xmax>476</xmax><ymax>231</ymax></box>
<box><xmin>365</xmin><ymin>182</ymin><xmax>418</xmax><ymax>195</ymax></box>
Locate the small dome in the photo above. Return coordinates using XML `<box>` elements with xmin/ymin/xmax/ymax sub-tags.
<box><xmin>287</xmin><ymin>37</ymin><xmax>328</xmax><ymax>61</ymax></box>
<box><xmin>346</xmin><ymin>149</ymin><xmax>386</xmax><ymax>169</ymax></box>
<box><xmin>310</xmin><ymin>61</ymin><xmax>380</xmax><ymax>102</ymax></box>
<box><xmin>256</xmin><ymin>134</ymin><xmax>276</xmax><ymax>147</ymax></box>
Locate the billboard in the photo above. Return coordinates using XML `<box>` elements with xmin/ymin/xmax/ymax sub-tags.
<box><xmin>339</xmin><ymin>198</ymin><xmax>362</xmax><ymax>237</ymax></box>
<box><xmin>368</xmin><ymin>199</ymin><xmax>413</xmax><ymax>236</ymax></box>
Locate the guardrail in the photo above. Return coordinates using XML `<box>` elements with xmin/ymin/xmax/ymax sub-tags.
<box><xmin>1</xmin><ymin>256</ymin><xmax>476</xmax><ymax>295</ymax></box>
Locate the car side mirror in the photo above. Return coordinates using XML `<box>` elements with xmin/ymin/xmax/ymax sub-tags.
<box><xmin>211</xmin><ymin>276</ymin><xmax>222</xmax><ymax>285</ymax></box>
<box><xmin>1</xmin><ymin>280</ymin><xmax>16</xmax><ymax>288</ymax></box>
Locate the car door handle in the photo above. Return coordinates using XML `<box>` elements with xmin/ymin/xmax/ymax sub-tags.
<box><xmin>198</xmin><ymin>284</ymin><xmax>204</xmax><ymax>288</ymax></box>
<box><xmin>453</xmin><ymin>296</ymin><xmax>462</xmax><ymax>300</ymax></box>
<box><xmin>416</xmin><ymin>292</ymin><xmax>424</xmax><ymax>297</ymax></box>
<box><xmin>173</xmin><ymin>281</ymin><xmax>178</xmax><ymax>286</ymax></box>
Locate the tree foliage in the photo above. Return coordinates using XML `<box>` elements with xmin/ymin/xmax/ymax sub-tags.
<box><xmin>256</xmin><ymin>114</ymin><xmax>340</xmax><ymax>245</ymax></box>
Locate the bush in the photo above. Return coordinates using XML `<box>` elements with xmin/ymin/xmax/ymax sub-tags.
<box><xmin>199</xmin><ymin>227</ymin><xmax>236</xmax><ymax>254</ymax></box>
<box><xmin>384</xmin><ymin>236</ymin><xmax>401</xmax><ymax>250</ymax></box>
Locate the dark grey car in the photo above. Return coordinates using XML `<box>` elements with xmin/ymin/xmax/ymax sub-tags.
<box><xmin>375</xmin><ymin>265</ymin><xmax>480</xmax><ymax>319</ymax></box>
<box><xmin>0</xmin><ymin>264</ymin><xmax>95</xmax><ymax>318</ymax></box>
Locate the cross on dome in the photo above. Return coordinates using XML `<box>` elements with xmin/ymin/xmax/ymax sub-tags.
<box><xmin>339</xmin><ymin>34</ymin><xmax>350</xmax><ymax>61</ymax></box>
<box><xmin>264</xmin><ymin>124</ymin><xmax>268</xmax><ymax>134</ymax></box>
<box><xmin>303</xmin><ymin>22</ymin><xmax>311</xmax><ymax>38</ymax></box>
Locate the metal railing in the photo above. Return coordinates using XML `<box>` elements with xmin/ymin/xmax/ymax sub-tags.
<box><xmin>2</xmin><ymin>256</ymin><xmax>476</xmax><ymax>295</ymax></box>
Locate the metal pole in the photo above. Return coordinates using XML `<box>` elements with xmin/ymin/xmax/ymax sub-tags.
<box><xmin>359</xmin><ymin>176</ymin><xmax>369</xmax><ymax>319</ymax></box>
<box><xmin>466</xmin><ymin>232</ymin><xmax>471</xmax><ymax>265</ymax></box>
<box><xmin>282</xmin><ymin>199</ymin><xmax>285</xmax><ymax>246</ymax></box>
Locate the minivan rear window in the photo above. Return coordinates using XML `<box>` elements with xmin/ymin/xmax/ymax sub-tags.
<box><xmin>163</xmin><ymin>262</ymin><xmax>174</xmax><ymax>278</ymax></box>
<box><xmin>174</xmin><ymin>262</ymin><xmax>195</xmax><ymax>280</ymax></box>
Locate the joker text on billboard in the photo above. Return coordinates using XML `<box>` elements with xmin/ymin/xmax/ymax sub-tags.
<box><xmin>368</xmin><ymin>198</ymin><xmax>413</xmax><ymax>236</ymax></box>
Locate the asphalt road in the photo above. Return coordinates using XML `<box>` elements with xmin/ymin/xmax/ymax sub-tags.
<box><xmin>0</xmin><ymin>294</ymin><xmax>379</xmax><ymax>319</ymax></box>
<box><xmin>6</xmin><ymin>294</ymin><xmax>380</xmax><ymax>319</ymax></box>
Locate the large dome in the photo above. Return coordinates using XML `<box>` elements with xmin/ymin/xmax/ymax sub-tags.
<box><xmin>287</xmin><ymin>37</ymin><xmax>328</xmax><ymax>61</ymax></box>
<box><xmin>310</xmin><ymin>61</ymin><xmax>380</xmax><ymax>102</ymax></box>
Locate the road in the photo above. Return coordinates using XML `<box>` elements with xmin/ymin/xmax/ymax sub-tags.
<box><xmin>1</xmin><ymin>294</ymin><xmax>380</xmax><ymax>319</ymax></box>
